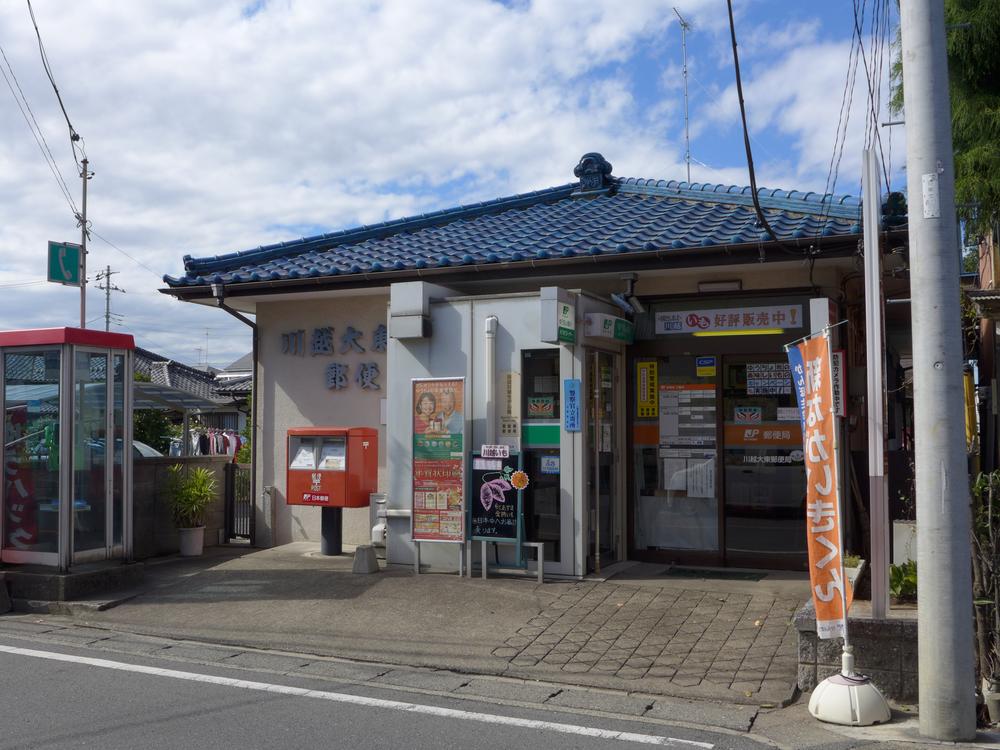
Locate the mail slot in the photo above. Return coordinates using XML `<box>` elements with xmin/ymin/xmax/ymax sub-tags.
<box><xmin>286</xmin><ymin>427</ymin><xmax>377</xmax><ymax>508</ymax></box>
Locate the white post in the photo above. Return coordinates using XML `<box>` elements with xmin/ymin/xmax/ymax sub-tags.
<box><xmin>862</xmin><ymin>149</ymin><xmax>890</xmax><ymax>619</ymax></box>
<box><xmin>900</xmin><ymin>0</ymin><xmax>977</xmax><ymax>739</ymax></box>
<box><xmin>485</xmin><ymin>316</ymin><xmax>498</xmax><ymax>442</ymax></box>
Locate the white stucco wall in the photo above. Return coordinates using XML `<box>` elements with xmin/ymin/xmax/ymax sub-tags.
<box><xmin>255</xmin><ymin>294</ymin><xmax>389</xmax><ymax>547</ymax></box>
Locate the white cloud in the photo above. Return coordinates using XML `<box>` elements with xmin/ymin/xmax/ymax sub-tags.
<box><xmin>0</xmin><ymin>0</ymin><xmax>891</xmax><ymax>368</ymax></box>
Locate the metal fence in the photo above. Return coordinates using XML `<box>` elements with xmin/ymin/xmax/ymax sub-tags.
<box><xmin>224</xmin><ymin>463</ymin><xmax>254</xmax><ymax>542</ymax></box>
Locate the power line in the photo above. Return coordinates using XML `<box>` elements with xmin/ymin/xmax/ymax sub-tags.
<box><xmin>0</xmin><ymin>279</ymin><xmax>47</xmax><ymax>289</ymax></box>
<box><xmin>25</xmin><ymin>0</ymin><xmax>84</xmax><ymax>167</ymax></box>
<box><xmin>0</xmin><ymin>43</ymin><xmax>78</xmax><ymax>216</ymax></box>
<box><xmin>89</xmin><ymin>229</ymin><xmax>163</xmax><ymax>279</ymax></box>
<box><xmin>725</xmin><ymin>0</ymin><xmax>802</xmax><ymax>257</ymax></box>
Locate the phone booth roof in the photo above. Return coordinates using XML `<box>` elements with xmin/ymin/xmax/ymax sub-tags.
<box><xmin>0</xmin><ymin>327</ymin><xmax>135</xmax><ymax>350</ymax></box>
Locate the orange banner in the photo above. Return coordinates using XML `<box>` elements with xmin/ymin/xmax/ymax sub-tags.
<box><xmin>789</xmin><ymin>334</ymin><xmax>852</xmax><ymax>639</ymax></box>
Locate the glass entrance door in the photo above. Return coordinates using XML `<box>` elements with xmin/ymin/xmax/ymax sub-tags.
<box><xmin>632</xmin><ymin>355</ymin><xmax>720</xmax><ymax>562</ymax></box>
<box><xmin>587</xmin><ymin>350</ymin><xmax>620</xmax><ymax>572</ymax></box>
<box><xmin>73</xmin><ymin>350</ymin><xmax>110</xmax><ymax>561</ymax></box>
<box><xmin>722</xmin><ymin>356</ymin><xmax>807</xmax><ymax>569</ymax></box>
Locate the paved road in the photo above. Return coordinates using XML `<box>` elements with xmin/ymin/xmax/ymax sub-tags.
<box><xmin>0</xmin><ymin>635</ymin><xmax>771</xmax><ymax>750</ymax></box>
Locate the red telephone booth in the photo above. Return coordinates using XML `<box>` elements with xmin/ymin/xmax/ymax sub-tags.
<box><xmin>1</xmin><ymin>327</ymin><xmax>135</xmax><ymax>570</ymax></box>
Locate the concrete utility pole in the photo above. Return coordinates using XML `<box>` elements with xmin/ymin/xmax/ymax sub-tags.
<box><xmin>78</xmin><ymin>157</ymin><xmax>90</xmax><ymax>329</ymax></box>
<box><xmin>899</xmin><ymin>0</ymin><xmax>977</xmax><ymax>740</ymax></box>
<box><xmin>95</xmin><ymin>265</ymin><xmax>125</xmax><ymax>332</ymax></box>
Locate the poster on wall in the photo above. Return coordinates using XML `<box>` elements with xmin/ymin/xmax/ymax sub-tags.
<box><xmin>412</xmin><ymin>378</ymin><xmax>466</xmax><ymax>543</ymax></box>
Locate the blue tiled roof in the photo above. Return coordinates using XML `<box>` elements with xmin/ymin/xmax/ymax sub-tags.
<box><xmin>164</xmin><ymin>154</ymin><xmax>864</xmax><ymax>289</ymax></box>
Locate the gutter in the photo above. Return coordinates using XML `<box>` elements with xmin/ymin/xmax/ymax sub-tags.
<box><xmin>211</xmin><ymin>283</ymin><xmax>259</xmax><ymax>547</ymax></box>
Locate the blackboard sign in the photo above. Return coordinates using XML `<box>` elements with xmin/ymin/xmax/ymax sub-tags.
<box><xmin>469</xmin><ymin>453</ymin><xmax>522</xmax><ymax>542</ymax></box>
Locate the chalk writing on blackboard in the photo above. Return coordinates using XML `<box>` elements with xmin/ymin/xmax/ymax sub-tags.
<box><xmin>469</xmin><ymin>455</ymin><xmax>526</xmax><ymax>542</ymax></box>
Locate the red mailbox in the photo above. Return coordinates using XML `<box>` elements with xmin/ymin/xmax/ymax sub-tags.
<box><xmin>286</xmin><ymin>427</ymin><xmax>377</xmax><ymax>508</ymax></box>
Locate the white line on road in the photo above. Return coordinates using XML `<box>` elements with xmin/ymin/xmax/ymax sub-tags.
<box><xmin>0</xmin><ymin>643</ymin><xmax>712</xmax><ymax>748</ymax></box>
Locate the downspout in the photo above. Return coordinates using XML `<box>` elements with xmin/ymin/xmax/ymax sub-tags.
<box><xmin>485</xmin><ymin>316</ymin><xmax>498</xmax><ymax>442</ymax></box>
<box><xmin>212</xmin><ymin>284</ymin><xmax>258</xmax><ymax>545</ymax></box>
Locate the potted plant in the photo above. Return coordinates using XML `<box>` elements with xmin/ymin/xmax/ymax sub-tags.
<box><xmin>167</xmin><ymin>464</ymin><xmax>218</xmax><ymax>556</ymax></box>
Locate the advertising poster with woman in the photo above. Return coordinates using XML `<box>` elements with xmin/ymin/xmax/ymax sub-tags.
<box><xmin>412</xmin><ymin>378</ymin><xmax>465</xmax><ymax>542</ymax></box>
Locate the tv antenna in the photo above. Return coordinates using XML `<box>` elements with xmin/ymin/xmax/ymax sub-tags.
<box><xmin>674</xmin><ymin>7</ymin><xmax>692</xmax><ymax>183</ymax></box>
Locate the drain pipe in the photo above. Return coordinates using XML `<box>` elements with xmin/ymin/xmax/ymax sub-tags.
<box><xmin>212</xmin><ymin>284</ymin><xmax>259</xmax><ymax>545</ymax></box>
<box><xmin>485</xmin><ymin>316</ymin><xmax>498</xmax><ymax>442</ymax></box>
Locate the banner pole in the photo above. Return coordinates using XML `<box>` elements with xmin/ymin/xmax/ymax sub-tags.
<box><xmin>826</xmin><ymin>331</ymin><xmax>851</xmax><ymax>654</ymax></box>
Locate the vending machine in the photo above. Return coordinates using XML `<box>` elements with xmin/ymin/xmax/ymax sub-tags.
<box><xmin>286</xmin><ymin>427</ymin><xmax>378</xmax><ymax>508</ymax></box>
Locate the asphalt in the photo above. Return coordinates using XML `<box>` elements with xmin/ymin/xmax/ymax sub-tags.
<box><xmin>2</xmin><ymin>543</ymin><xmax>999</xmax><ymax>749</ymax></box>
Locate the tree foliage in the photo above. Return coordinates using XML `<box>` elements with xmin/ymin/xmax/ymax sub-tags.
<box><xmin>133</xmin><ymin>371</ymin><xmax>173</xmax><ymax>453</ymax></box>
<box><xmin>891</xmin><ymin>0</ymin><xmax>1000</xmax><ymax>234</ymax></box>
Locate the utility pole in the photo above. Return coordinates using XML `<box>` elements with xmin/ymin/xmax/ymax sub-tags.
<box><xmin>673</xmin><ymin>7</ymin><xmax>692</xmax><ymax>184</ymax></box>
<box><xmin>899</xmin><ymin>0</ymin><xmax>976</xmax><ymax>741</ymax></box>
<box><xmin>95</xmin><ymin>265</ymin><xmax>125</xmax><ymax>332</ymax></box>
<box><xmin>78</xmin><ymin>157</ymin><xmax>90</xmax><ymax>328</ymax></box>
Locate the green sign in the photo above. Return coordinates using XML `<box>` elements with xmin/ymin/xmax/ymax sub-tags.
<box><xmin>47</xmin><ymin>241</ymin><xmax>82</xmax><ymax>286</ymax></box>
<box><xmin>557</xmin><ymin>302</ymin><xmax>576</xmax><ymax>343</ymax></box>
<box><xmin>613</xmin><ymin>318</ymin><xmax>634</xmax><ymax>343</ymax></box>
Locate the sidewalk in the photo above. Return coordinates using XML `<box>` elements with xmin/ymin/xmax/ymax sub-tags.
<box><xmin>9</xmin><ymin>543</ymin><xmax>806</xmax><ymax>707</ymax></box>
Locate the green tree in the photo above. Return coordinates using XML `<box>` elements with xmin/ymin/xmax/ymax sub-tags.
<box><xmin>891</xmin><ymin>0</ymin><xmax>1000</xmax><ymax>234</ymax></box>
<box><xmin>133</xmin><ymin>371</ymin><xmax>174</xmax><ymax>453</ymax></box>
<box><xmin>236</xmin><ymin>390</ymin><xmax>252</xmax><ymax>464</ymax></box>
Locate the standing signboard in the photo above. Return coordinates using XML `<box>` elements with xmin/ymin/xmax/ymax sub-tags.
<box><xmin>468</xmin><ymin>453</ymin><xmax>524</xmax><ymax>544</ymax></box>
<box><xmin>411</xmin><ymin>378</ymin><xmax>465</xmax><ymax>543</ymax></box>
<box><xmin>787</xmin><ymin>333</ymin><xmax>853</xmax><ymax>639</ymax></box>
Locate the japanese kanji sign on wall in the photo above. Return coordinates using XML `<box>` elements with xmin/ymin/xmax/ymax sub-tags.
<box><xmin>788</xmin><ymin>333</ymin><xmax>853</xmax><ymax>639</ymax></box>
<box><xmin>279</xmin><ymin>323</ymin><xmax>387</xmax><ymax>392</ymax></box>
<box><xmin>654</xmin><ymin>304</ymin><xmax>804</xmax><ymax>335</ymax></box>
<box><xmin>411</xmin><ymin>378</ymin><xmax>466</xmax><ymax>543</ymax></box>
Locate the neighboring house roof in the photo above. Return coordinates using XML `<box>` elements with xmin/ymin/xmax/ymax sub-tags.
<box><xmin>135</xmin><ymin>347</ymin><xmax>238</xmax><ymax>407</ymax></box>
<box><xmin>162</xmin><ymin>153</ymin><xmax>868</xmax><ymax>294</ymax></box>
<box><xmin>214</xmin><ymin>374</ymin><xmax>252</xmax><ymax>398</ymax></box>
<box><xmin>218</xmin><ymin>352</ymin><xmax>252</xmax><ymax>377</ymax></box>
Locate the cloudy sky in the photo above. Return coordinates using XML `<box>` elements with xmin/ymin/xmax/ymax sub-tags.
<box><xmin>0</xmin><ymin>0</ymin><xmax>898</xmax><ymax>368</ymax></box>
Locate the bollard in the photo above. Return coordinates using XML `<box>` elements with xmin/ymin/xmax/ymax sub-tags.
<box><xmin>352</xmin><ymin>545</ymin><xmax>379</xmax><ymax>574</ymax></box>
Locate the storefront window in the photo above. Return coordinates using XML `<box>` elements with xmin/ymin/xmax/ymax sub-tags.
<box><xmin>521</xmin><ymin>349</ymin><xmax>560</xmax><ymax>562</ymax></box>
<box><xmin>3</xmin><ymin>350</ymin><xmax>61</xmax><ymax>554</ymax></box>
<box><xmin>633</xmin><ymin>355</ymin><xmax>719</xmax><ymax>552</ymax></box>
<box><xmin>722</xmin><ymin>358</ymin><xmax>806</xmax><ymax>564</ymax></box>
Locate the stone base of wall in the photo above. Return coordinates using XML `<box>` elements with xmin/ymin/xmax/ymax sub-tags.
<box><xmin>795</xmin><ymin>599</ymin><xmax>918</xmax><ymax>702</ymax></box>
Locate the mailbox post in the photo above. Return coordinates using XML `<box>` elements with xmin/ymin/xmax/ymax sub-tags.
<box><xmin>286</xmin><ymin>427</ymin><xmax>378</xmax><ymax>555</ymax></box>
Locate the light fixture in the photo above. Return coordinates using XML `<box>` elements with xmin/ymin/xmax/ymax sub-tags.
<box><xmin>610</xmin><ymin>292</ymin><xmax>634</xmax><ymax>315</ymax></box>
<box><xmin>611</xmin><ymin>273</ymin><xmax>645</xmax><ymax>316</ymax></box>
<box><xmin>693</xmin><ymin>328</ymin><xmax>783</xmax><ymax>337</ymax></box>
<box><xmin>697</xmin><ymin>279</ymin><xmax>742</xmax><ymax>293</ymax></box>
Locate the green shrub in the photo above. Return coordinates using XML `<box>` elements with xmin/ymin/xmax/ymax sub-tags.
<box><xmin>166</xmin><ymin>464</ymin><xmax>217</xmax><ymax>528</ymax></box>
<box><xmin>889</xmin><ymin>559</ymin><xmax>918</xmax><ymax>600</ymax></box>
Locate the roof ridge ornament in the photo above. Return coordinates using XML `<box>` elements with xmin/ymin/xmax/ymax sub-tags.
<box><xmin>573</xmin><ymin>152</ymin><xmax>613</xmax><ymax>195</ymax></box>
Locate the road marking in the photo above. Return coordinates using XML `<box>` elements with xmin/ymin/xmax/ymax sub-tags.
<box><xmin>0</xmin><ymin>643</ymin><xmax>712</xmax><ymax>748</ymax></box>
